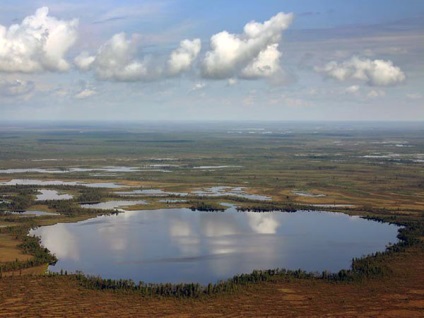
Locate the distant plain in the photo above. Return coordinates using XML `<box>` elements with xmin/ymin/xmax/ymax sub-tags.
<box><xmin>0</xmin><ymin>121</ymin><xmax>423</xmax><ymax>316</ymax></box>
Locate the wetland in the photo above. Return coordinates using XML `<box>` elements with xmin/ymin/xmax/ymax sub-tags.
<box><xmin>0</xmin><ymin>121</ymin><xmax>423</xmax><ymax>314</ymax></box>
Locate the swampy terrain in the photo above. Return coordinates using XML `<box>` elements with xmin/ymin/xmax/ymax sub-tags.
<box><xmin>1</xmin><ymin>121</ymin><xmax>423</xmax><ymax>317</ymax></box>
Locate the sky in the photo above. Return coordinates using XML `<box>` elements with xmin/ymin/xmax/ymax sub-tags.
<box><xmin>0</xmin><ymin>0</ymin><xmax>423</xmax><ymax>121</ymax></box>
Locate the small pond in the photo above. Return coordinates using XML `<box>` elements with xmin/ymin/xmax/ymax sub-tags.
<box><xmin>293</xmin><ymin>191</ymin><xmax>326</xmax><ymax>198</ymax></box>
<box><xmin>7</xmin><ymin>210</ymin><xmax>60</xmax><ymax>217</ymax></box>
<box><xmin>193</xmin><ymin>166</ymin><xmax>243</xmax><ymax>169</ymax></box>
<box><xmin>192</xmin><ymin>186</ymin><xmax>271</xmax><ymax>201</ymax></box>
<box><xmin>30</xmin><ymin>206</ymin><xmax>400</xmax><ymax>285</ymax></box>
<box><xmin>116</xmin><ymin>186</ymin><xmax>270</xmax><ymax>201</ymax></box>
<box><xmin>0</xmin><ymin>166</ymin><xmax>144</xmax><ymax>174</ymax></box>
<box><xmin>36</xmin><ymin>189</ymin><xmax>73</xmax><ymax>201</ymax></box>
<box><xmin>116</xmin><ymin>189</ymin><xmax>188</xmax><ymax>197</ymax></box>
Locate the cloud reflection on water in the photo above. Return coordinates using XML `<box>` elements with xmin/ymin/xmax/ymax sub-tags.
<box><xmin>246</xmin><ymin>212</ymin><xmax>280</xmax><ymax>234</ymax></box>
<box><xmin>32</xmin><ymin>223</ymin><xmax>80</xmax><ymax>261</ymax></box>
<box><xmin>30</xmin><ymin>207</ymin><xmax>400</xmax><ymax>285</ymax></box>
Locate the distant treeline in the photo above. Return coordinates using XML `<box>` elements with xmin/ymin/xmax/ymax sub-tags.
<box><xmin>236</xmin><ymin>202</ymin><xmax>297</xmax><ymax>212</ymax></box>
<box><xmin>189</xmin><ymin>201</ymin><xmax>225</xmax><ymax>212</ymax></box>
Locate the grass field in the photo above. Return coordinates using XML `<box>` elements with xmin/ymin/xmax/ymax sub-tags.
<box><xmin>0</xmin><ymin>121</ymin><xmax>423</xmax><ymax>316</ymax></box>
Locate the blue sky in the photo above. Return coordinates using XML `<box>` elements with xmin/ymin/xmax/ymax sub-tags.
<box><xmin>0</xmin><ymin>0</ymin><xmax>423</xmax><ymax>121</ymax></box>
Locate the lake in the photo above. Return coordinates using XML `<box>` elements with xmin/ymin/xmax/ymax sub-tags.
<box><xmin>7</xmin><ymin>210</ymin><xmax>60</xmax><ymax>217</ymax></box>
<box><xmin>30</xmin><ymin>206</ymin><xmax>400</xmax><ymax>285</ymax></box>
<box><xmin>0</xmin><ymin>166</ymin><xmax>145</xmax><ymax>174</ymax></box>
<box><xmin>36</xmin><ymin>189</ymin><xmax>73</xmax><ymax>201</ymax></box>
<box><xmin>0</xmin><ymin>179</ymin><xmax>126</xmax><ymax>188</ymax></box>
<box><xmin>116</xmin><ymin>186</ymin><xmax>270</xmax><ymax>201</ymax></box>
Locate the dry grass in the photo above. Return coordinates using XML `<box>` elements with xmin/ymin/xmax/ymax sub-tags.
<box><xmin>0</xmin><ymin>234</ymin><xmax>32</xmax><ymax>263</ymax></box>
<box><xmin>1</xmin><ymin>264</ymin><xmax>47</xmax><ymax>277</ymax></box>
<box><xmin>28</xmin><ymin>204</ymin><xmax>56</xmax><ymax>213</ymax></box>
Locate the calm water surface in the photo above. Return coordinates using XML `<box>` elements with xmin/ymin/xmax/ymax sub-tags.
<box><xmin>0</xmin><ymin>166</ymin><xmax>144</xmax><ymax>174</ymax></box>
<box><xmin>8</xmin><ymin>210</ymin><xmax>60</xmax><ymax>217</ymax></box>
<box><xmin>116</xmin><ymin>186</ymin><xmax>270</xmax><ymax>201</ymax></box>
<box><xmin>36</xmin><ymin>189</ymin><xmax>73</xmax><ymax>201</ymax></box>
<box><xmin>0</xmin><ymin>179</ymin><xmax>126</xmax><ymax>188</ymax></box>
<box><xmin>192</xmin><ymin>186</ymin><xmax>271</xmax><ymax>201</ymax></box>
<box><xmin>30</xmin><ymin>207</ymin><xmax>400</xmax><ymax>285</ymax></box>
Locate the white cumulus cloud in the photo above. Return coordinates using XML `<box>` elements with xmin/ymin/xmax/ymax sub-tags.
<box><xmin>315</xmin><ymin>56</ymin><xmax>405</xmax><ymax>86</ymax></box>
<box><xmin>78</xmin><ymin>32</ymin><xmax>153</xmax><ymax>81</ymax></box>
<box><xmin>241</xmin><ymin>43</ymin><xmax>282</xmax><ymax>78</ymax></box>
<box><xmin>74</xmin><ymin>52</ymin><xmax>96</xmax><ymax>71</ymax></box>
<box><xmin>73</xmin><ymin>12</ymin><xmax>294</xmax><ymax>83</ymax></box>
<box><xmin>345</xmin><ymin>85</ymin><xmax>360</xmax><ymax>94</ymax></box>
<box><xmin>0</xmin><ymin>79</ymin><xmax>35</xmax><ymax>96</ymax></box>
<box><xmin>406</xmin><ymin>93</ymin><xmax>422</xmax><ymax>100</ymax></box>
<box><xmin>74</xmin><ymin>88</ymin><xmax>96</xmax><ymax>99</ymax></box>
<box><xmin>367</xmin><ymin>89</ymin><xmax>386</xmax><ymax>98</ymax></box>
<box><xmin>227</xmin><ymin>78</ymin><xmax>237</xmax><ymax>86</ymax></box>
<box><xmin>0</xmin><ymin>7</ymin><xmax>78</xmax><ymax>73</ymax></box>
<box><xmin>202</xmin><ymin>12</ymin><xmax>293</xmax><ymax>79</ymax></box>
<box><xmin>73</xmin><ymin>80</ymin><xmax>96</xmax><ymax>99</ymax></box>
<box><xmin>167</xmin><ymin>39</ymin><xmax>201</xmax><ymax>76</ymax></box>
<box><xmin>75</xmin><ymin>33</ymin><xmax>201</xmax><ymax>81</ymax></box>
<box><xmin>190</xmin><ymin>82</ymin><xmax>206</xmax><ymax>91</ymax></box>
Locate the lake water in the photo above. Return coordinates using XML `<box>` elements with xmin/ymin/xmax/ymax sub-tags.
<box><xmin>116</xmin><ymin>186</ymin><xmax>270</xmax><ymax>201</ymax></box>
<box><xmin>7</xmin><ymin>210</ymin><xmax>60</xmax><ymax>217</ymax></box>
<box><xmin>116</xmin><ymin>189</ymin><xmax>188</xmax><ymax>197</ymax></box>
<box><xmin>293</xmin><ymin>191</ymin><xmax>326</xmax><ymax>198</ymax></box>
<box><xmin>36</xmin><ymin>189</ymin><xmax>73</xmax><ymax>201</ymax></box>
<box><xmin>193</xmin><ymin>166</ymin><xmax>243</xmax><ymax>169</ymax></box>
<box><xmin>0</xmin><ymin>166</ymin><xmax>143</xmax><ymax>174</ymax></box>
<box><xmin>30</xmin><ymin>207</ymin><xmax>400</xmax><ymax>285</ymax></box>
<box><xmin>192</xmin><ymin>186</ymin><xmax>271</xmax><ymax>201</ymax></box>
<box><xmin>0</xmin><ymin>179</ymin><xmax>126</xmax><ymax>188</ymax></box>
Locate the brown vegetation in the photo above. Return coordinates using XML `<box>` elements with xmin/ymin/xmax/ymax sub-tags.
<box><xmin>0</xmin><ymin>246</ymin><xmax>423</xmax><ymax>317</ymax></box>
<box><xmin>1</xmin><ymin>123</ymin><xmax>423</xmax><ymax>316</ymax></box>
<box><xmin>0</xmin><ymin>234</ymin><xmax>32</xmax><ymax>263</ymax></box>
